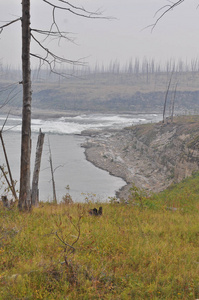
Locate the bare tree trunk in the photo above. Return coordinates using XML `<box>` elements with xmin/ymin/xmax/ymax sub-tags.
<box><xmin>31</xmin><ymin>129</ymin><xmax>45</xmax><ymax>207</ymax></box>
<box><xmin>48</xmin><ymin>138</ymin><xmax>57</xmax><ymax>204</ymax></box>
<box><xmin>163</xmin><ymin>73</ymin><xmax>173</xmax><ymax>124</ymax></box>
<box><xmin>171</xmin><ymin>83</ymin><xmax>178</xmax><ymax>123</ymax></box>
<box><xmin>18</xmin><ymin>0</ymin><xmax>32</xmax><ymax>210</ymax></box>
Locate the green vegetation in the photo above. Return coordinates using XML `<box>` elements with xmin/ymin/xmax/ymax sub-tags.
<box><xmin>0</xmin><ymin>172</ymin><xmax>199</xmax><ymax>299</ymax></box>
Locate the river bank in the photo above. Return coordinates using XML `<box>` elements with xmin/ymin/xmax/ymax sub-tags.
<box><xmin>82</xmin><ymin>127</ymin><xmax>167</xmax><ymax>200</ymax></box>
<box><xmin>82</xmin><ymin>116</ymin><xmax>199</xmax><ymax>200</ymax></box>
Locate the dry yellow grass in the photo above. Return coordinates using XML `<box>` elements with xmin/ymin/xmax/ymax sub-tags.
<box><xmin>0</xmin><ymin>173</ymin><xmax>199</xmax><ymax>299</ymax></box>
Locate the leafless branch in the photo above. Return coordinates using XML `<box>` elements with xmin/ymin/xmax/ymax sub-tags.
<box><xmin>31</xmin><ymin>28</ymin><xmax>75</xmax><ymax>43</ymax></box>
<box><xmin>30</xmin><ymin>1</ymin><xmax>111</xmax><ymax>75</ymax></box>
<box><xmin>0</xmin><ymin>84</ymin><xmax>22</xmax><ymax>110</ymax></box>
<box><xmin>1</xmin><ymin>111</ymin><xmax>10</xmax><ymax>132</ymax></box>
<box><xmin>53</xmin><ymin>163</ymin><xmax>66</xmax><ymax>173</ymax></box>
<box><xmin>148</xmin><ymin>0</ymin><xmax>185</xmax><ymax>31</ymax></box>
<box><xmin>42</xmin><ymin>0</ymin><xmax>106</xmax><ymax>19</ymax></box>
<box><xmin>30</xmin><ymin>33</ymin><xmax>84</xmax><ymax>76</ymax></box>
<box><xmin>0</xmin><ymin>166</ymin><xmax>13</xmax><ymax>194</ymax></box>
<box><xmin>0</xmin><ymin>82</ymin><xmax>20</xmax><ymax>93</ymax></box>
<box><xmin>57</xmin><ymin>0</ymin><xmax>100</xmax><ymax>14</ymax></box>
<box><xmin>0</xmin><ymin>17</ymin><xmax>21</xmax><ymax>33</ymax></box>
<box><xmin>55</xmin><ymin>231</ymin><xmax>76</xmax><ymax>252</ymax></box>
<box><xmin>3</xmin><ymin>123</ymin><xmax>21</xmax><ymax>133</ymax></box>
<box><xmin>0</xmin><ymin>124</ymin><xmax>18</xmax><ymax>200</ymax></box>
<box><xmin>66</xmin><ymin>214</ymin><xmax>82</xmax><ymax>248</ymax></box>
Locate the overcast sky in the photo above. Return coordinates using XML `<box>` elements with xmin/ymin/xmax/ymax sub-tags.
<box><xmin>0</xmin><ymin>0</ymin><xmax>199</xmax><ymax>69</ymax></box>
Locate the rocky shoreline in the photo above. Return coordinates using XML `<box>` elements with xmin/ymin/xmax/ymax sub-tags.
<box><xmin>82</xmin><ymin>129</ymin><xmax>132</xmax><ymax>199</ymax></box>
<box><xmin>82</xmin><ymin>117</ymin><xmax>199</xmax><ymax>200</ymax></box>
<box><xmin>81</xmin><ymin>128</ymin><xmax>168</xmax><ymax>200</ymax></box>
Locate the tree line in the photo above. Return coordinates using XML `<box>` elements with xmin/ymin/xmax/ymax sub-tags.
<box><xmin>2</xmin><ymin>57</ymin><xmax>199</xmax><ymax>80</ymax></box>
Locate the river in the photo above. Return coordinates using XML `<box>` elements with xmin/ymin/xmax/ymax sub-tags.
<box><xmin>0</xmin><ymin>113</ymin><xmax>162</xmax><ymax>202</ymax></box>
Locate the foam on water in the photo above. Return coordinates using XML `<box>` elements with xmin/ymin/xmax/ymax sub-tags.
<box><xmin>0</xmin><ymin>112</ymin><xmax>163</xmax><ymax>202</ymax></box>
<box><xmin>0</xmin><ymin>113</ymin><xmax>162</xmax><ymax>135</ymax></box>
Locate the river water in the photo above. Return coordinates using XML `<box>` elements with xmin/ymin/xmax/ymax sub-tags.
<box><xmin>0</xmin><ymin>113</ymin><xmax>162</xmax><ymax>202</ymax></box>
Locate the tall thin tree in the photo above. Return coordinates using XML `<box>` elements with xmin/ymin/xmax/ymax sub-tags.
<box><xmin>19</xmin><ymin>0</ymin><xmax>32</xmax><ymax>210</ymax></box>
<box><xmin>0</xmin><ymin>1</ymin><xmax>107</xmax><ymax>210</ymax></box>
<box><xmin>163</xmin><ymin>73</ymin><xmax>173</xmax><ymax>124</ymax></box>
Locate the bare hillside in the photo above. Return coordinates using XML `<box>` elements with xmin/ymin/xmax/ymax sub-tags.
<box><xmin>1</xmin><ymin>71</ymin><xmax>199</xmax><ymax>114</ymax></box>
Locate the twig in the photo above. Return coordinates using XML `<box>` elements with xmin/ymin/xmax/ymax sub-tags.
<box><xmin>0</xmin><ymin>18</ymin><xmax>21</xmax><ymax>33</ymax></box>
<box><xmin>0</xmin><ymin>118</ymin><xmax>18</xmax><ymax>200</ymax></box>
<box><xmin>55</xmin><ymin>231</ymin><xmax>76</xmax><ymax>252</ymax></box>
<box><xmin>0</xmin><ymin>166</ymin><xmax>13</xmax><ymax>193</ymax></box>
<box><xmin>146</xmin><ymin>0</ymin><xmax>185</xmax><ymax>31</ymax></box>
<box><xmin>42</xmin><ymin>0</ymin><xmax>106</xmax><ymax>19</ymax></box>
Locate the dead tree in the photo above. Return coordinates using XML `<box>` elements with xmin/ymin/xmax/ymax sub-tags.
<box><xmin>0</xmin><ymin>1</ymin><xmax>107</xmax><ymax>210</ymax></box>
<box><xmin>149</xmin><ymin>1</ymin><xmax>188</xmax><ymax>124</ymax></box>
<box><xmin>171</xmin><ymin>83</ymin><xmax>178</xmax><ymax>123</ymax></box>
<box><xmin>31</xmin><ymin>129</ymin><xmax>45</xmax><ymax>207</ymax></box>
<box><xmin>18</xmin><ymin>0</ymin><xmax>32</xmax><ymax>210</ymax></box>
<box><xmin>163</xmin><ymin>74</ymin><xmax>172</xmax><ymax>124</ymax></box>
<box><xmin>48</xmin><ymin>137</ymin><xmax>57</xmax><ymax>204</ymax></box>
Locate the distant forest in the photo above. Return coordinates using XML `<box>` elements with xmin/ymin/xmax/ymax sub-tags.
<box><xmin>0</xmin><ymin>58</ymin><xmax>199</xmax><ymax>115</ymax></box>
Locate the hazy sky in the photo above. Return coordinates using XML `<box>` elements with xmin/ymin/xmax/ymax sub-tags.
<box><xmin>0</xmin><ymin>0</ymin><xmax>199</xmax><ymax>69</ymax></box>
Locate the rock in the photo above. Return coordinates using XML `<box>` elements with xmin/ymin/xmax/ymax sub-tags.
<box><xmin>83</xmin><ymin>117</ymin><xmax>199</xmax><ymax>199</ymax></box>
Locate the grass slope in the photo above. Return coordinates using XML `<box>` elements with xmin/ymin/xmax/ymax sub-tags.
<box><xmin>0</xmin><ymin>173</ymin><xmax>199</xmax><ymax>299</ymax></box>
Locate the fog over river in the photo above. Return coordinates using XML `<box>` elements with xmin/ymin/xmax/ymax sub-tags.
<box><xmin>0</xmin><ymin>113</ymin><xmax>162</xmax><ymax>202</ymax></box>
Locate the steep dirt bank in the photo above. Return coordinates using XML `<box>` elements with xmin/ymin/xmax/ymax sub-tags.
<box><xmin>82</xmin><ymin>116</ymin><xmax>199</xmax><ymax>199</ymax></box>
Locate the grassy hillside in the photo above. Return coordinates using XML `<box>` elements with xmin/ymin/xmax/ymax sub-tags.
<box><xmin>0</xmin><ymin>172</ymin><xmax>199</xmax><ymax>299</ymax></box>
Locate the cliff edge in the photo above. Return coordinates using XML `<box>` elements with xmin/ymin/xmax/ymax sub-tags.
<box><xmin>82</xmin><ymin>115</ymin><xmax>199</xmax><ymax>199</ymax></box>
